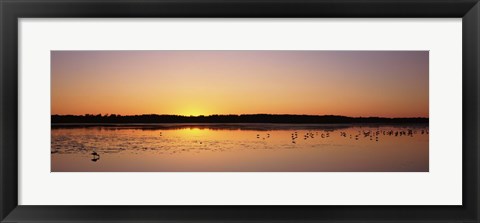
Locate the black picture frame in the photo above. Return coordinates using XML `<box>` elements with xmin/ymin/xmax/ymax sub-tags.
<box><xmin>1</xmin><ymin>0</ymin><xmax>479</xmax><ymax>222</ymax></box>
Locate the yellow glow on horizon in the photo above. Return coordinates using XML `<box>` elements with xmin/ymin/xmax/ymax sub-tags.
<box><xmin>174</xmin><ymin>106</ymin><xmax>209</xmax><ymax>117</ymax></box>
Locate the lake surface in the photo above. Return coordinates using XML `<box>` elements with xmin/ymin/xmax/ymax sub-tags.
<box><xmin>51</xmin><ymin>123</ymin><xmax>429</xmax><ymax>172</ymax></box>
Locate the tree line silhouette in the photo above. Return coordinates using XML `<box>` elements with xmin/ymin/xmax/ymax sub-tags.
<box><xmin>51</xmin><ymin>114</ymin><xmax>428</xmax><ymax>124</ymax></box>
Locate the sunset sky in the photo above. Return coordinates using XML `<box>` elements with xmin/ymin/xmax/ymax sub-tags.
<box><xmin>51</xmin><ymin>51</ymin><xmax>428</xmax><ymax>117</ymax></box>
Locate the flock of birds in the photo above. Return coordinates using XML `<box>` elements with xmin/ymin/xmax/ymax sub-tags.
<box><xmin>286</xmin><ymin>131</ymin><xmax>330</xmax><ymax>144</ymax></box>
<box><xmin>255</xmin><ymin>128</ymin><xmax>429</xmax><ymax>144</ymax></box>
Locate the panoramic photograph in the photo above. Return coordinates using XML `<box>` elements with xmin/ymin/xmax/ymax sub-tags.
<box><xmin>51</xmin><ymin>50</ymin><xmax>429</xmax><ymax>172</ymax></box>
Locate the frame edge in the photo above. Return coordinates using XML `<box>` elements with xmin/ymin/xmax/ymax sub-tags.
<box><xmin>1</xmin><ymin>0</ymin><xmax>479</xmax><ymax>222</ymax></box>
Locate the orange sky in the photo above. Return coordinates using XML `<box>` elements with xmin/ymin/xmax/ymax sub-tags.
<box><xmin>51</xmin><ymin>51</ymin><xmax>428</xmax><ymax>118</ymax></box>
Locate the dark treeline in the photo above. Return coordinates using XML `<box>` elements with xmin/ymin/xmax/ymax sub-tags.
<box><xmin>52</xmin><ymin>114</ymin><xmax>428</xmax><ymax>124</ymax></box>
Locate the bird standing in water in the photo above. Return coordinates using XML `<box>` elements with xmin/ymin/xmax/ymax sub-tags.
<box><xmin>91</xmin><ymin>151</ymin><xmax>100</xmax><ymax>162</ymax></box>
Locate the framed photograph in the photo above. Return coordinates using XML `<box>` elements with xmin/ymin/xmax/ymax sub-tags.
<box><xmin>1</xmin><ymin>0</ymin><xmax>479</xmax><ymax>222</ymax></box>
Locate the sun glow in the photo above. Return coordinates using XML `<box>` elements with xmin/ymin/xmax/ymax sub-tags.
<box><xmin>177</xmin><ymin>109</ymin><xmax>207</xmax><ymax>117</ymax></box>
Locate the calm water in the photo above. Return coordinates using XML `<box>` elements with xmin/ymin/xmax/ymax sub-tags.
<box><xmin>51</xmin><ymin>124</ymin><xmax>429</xmax><ymax>172</ymax></box>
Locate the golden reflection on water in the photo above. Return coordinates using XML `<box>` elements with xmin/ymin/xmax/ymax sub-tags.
<box><xmin>51</xmin><ymin>124</ymin><xmax>429</xmax><ymax>172</ymax></box>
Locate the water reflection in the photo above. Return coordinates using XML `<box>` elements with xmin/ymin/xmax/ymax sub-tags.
<box><xmin>51</xmin><ymin>124</ymin><xmax>428</xmax><ymax>172</ymax></box>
